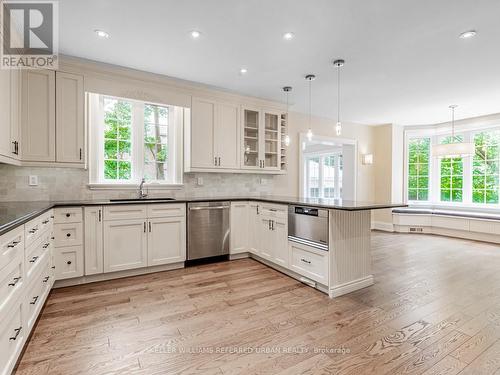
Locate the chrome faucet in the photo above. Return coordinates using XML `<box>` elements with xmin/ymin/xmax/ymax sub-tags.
<box><xmin>139</xmin><ymin>178</ymin><xmax>148</xmax><ymax>199</ymax></box>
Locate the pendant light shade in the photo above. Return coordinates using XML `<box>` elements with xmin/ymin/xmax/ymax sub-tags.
<box><xmin>305</xmin><ymin>74</ymin><xmax>315</xmax><ymax>141</ymax></box>
<box><xmin>283</xmin><ymin>86</ymin><xmax>292</xmax><ymax>146</ymax></box>
<box><xmin>432</xmin><ymin>105</ymin><xmax>475</xmax><ymax>158</ymax></box>
<box><xmin>333</xmin><ymin>59</ymin><xmax>345</xmax><ymax>136</ymax></box>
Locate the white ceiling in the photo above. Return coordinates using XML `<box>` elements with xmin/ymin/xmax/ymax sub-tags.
<box><xmin>59</xmin><ymin>0</ymin><xmax>500</xmax><ymax>126</ymax></box>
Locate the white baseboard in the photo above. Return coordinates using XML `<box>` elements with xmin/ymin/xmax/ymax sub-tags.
<box><xmin>53</xmin><ymin>262</ymin><xmax>185</xmax><ymax>288</ymax></box>
<box><xmin>229</xmin><ymin>252</ymin><xmax>250</xmax><ymax>260</ymax></box>
<box><xmin>329</xmin><ymin>275</ymin><xmax>374</xmax><ymax>298</ymax></box>
<box><xmin>371</xmin><ymin>221</ymin><xmax>394</xmax><ymax>232</ymax></box>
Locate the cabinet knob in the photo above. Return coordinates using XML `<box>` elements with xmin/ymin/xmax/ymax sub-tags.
<box><xmin>66</xmin><ymin>233</ymin><xmax>71</xmax><ymax>237</ymax></box>
<box><xmin>67</xmin><ymin>261</ymin><xmax>72</xmax><ymax>265</ymax></box>
<box><xmin>66</xmin><ymin>213</ymin><xmax>71</xmax><ymax>218</ymax></box>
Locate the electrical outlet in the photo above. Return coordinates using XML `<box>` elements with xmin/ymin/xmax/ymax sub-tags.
<box><xmin>197</xmin><ymin>177</ymin><xmax>204</xmax><ymax>186</ymax></box>
<box><xmin>28</xmin><ymin>175</ymin><xmax>38</xmax><ymax>186</ymax></box>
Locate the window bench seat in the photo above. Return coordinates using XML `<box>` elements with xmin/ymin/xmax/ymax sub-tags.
<box><xmin>392</xmin><ymin>208</ymin><xmax>500</xmax><ymax>244</ymax></box>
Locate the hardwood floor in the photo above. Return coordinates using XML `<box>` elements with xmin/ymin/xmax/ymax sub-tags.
<box><xmin>14</xmin><ymin>232</ymin><xmax>500</xmax><ymax>375</ymax></box>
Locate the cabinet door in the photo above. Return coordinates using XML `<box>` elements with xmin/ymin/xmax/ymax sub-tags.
<box><xmin>56</xmin><ymin>72</ymin><xmax>84</xmax><ymax>163</ymax></box>
<box><xmin>262</xmin><ymin>110</ymin><xmax>281</xmax><ymax>170</ymax></box>
<box><xmin>272</xmin><ymin>218</ymin><xmax>289</xmax><ymax>268</ymax></box>
<box><xmin>54</xmin><ymin>246</ymin><xmax>84</xmax><ymax>280</ymax></box>
<box><xmin>216</xmin><ymin>103</ymin><xmax>239</xmax><ymax>169</ymax></box>
<box><xmin>84</xmin><ymin>206</ymin><xmax>103</xmax><ymax>275</ymax></box>
<box><xmin>21</xmin><ymin>69</ymin><xmax>55</xmax><ymax>161</ymax></box>
<box><xmin>147</xmin><ymin>217</ymin><xmax>186</xmax><ymax>266</ymax></box>
<box><xmin>0</xmin><ymin>69</ymin><xmax>12</xmax><ymax>158</ymax></box>
<box><xmin>10</xmin><ymin>69</ymin><xmax>21</xmax><ymax>160</ymax></box>
<box><xmin>230</xmin><ymin>202</ymin><xmax>248</xmax><ymax>254</ymax></box>
<box><xmin>104</xmin><ymin>219</ymin><xmax>147</xmax><ymax>272</ymax></box>
<box><xmin>241</xmin><ymin>107</ymin><xmax>261</xmax><ymax>169</ymax></box>
<box><xmin>247</xmin><ymin>203</ymin><xmax>260</xmax><ymax>254</ymax></box>
<box><xmin>258</xmin><ymin>215</ymin><xmax>273</xmax><ymax>260</ymax></box>
<box><xmin>191</xmin><ymin>97</ymin><xmax>216</xmax><ymax>169</ymax></box>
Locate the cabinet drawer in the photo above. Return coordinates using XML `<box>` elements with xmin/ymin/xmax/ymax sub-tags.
<box><xmin>147</xmin><ymin>203</ymin><xmax>186</xmax><ymax>218</ymax></box>
<box><xmin>25</xmin><ymin>233</ymin><xmax>50</xmax><ymax>283</ymax></box>
<box><xmin>289</xmin><ymin>241</ymin><xmax>328</xmax><ymax>285</ymax></box>
<box><xmin>0</xmin><ymin>255</ymin><xmax>24</xmax><ymax>318</ymax></box>
<box><xmin>0</xmin><ymin>226</ymin><xmax>24</xmax><ymax>272</ymax></box>
<box><xmin>54</xmin><ymin>222</ymin><xmax>83</xmax><ymax>247</ymax></box>
<box><xmin>104</xmin><ymin>205</ymin><xmax>147</xmax><ymax>221</ymax></box>
<box><xmin>38</xmin><ymin>210</ymin><xmax>53</xmax><ymax>234</ymax></box>
<box><xmin>25</xmin><ymin>216</ymin><xmax>41</xmax><ymax>248</ymax></box>
<box><xmin>25</xmin><ymin>265</ymin><xmax>47</xmax><ymax>332</ymax></box>
<box><xmin>0</xmin><ymin>299</ymin><xmax>25</xmax><ymax>375</ymax></box>
<box><xmin>53</xmin><ymin>207</ymin><xmax>82</xmax><ymax>224</ymax></box>
<box><xmin>54</xmin><ymin>246</ymin><xmax>83</xmax><ymax>280</ymax></box>
<box><xmin>260</xmin><ymin>203</ymin><xmax>288</xmax><ymax>219</ymax></box>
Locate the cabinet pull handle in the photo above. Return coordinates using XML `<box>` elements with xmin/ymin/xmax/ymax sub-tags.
<box><xmin>300</xmin><ymin>258</ymin><xmax>311</xmax><ymax>264</ymax></box>
<box><xmin>29</xmin><ymin>228</ymin><xmax>38</xmax><ymax>234</ymax></box>
<box><xmin>149</xmin><ymin>221</ymin><xmax>152</xmax><ymax>233</ymax></box>
<box><xmin>9</xmin><ymin>327</ymin><xmax>22</xmax><ymax>341</ymax></box>
<box><xmin>218</xmin><ymin>157</ymin><xmax>221</xmax><ymax>166</ymax></box>
<box><xmin>144</xmin><ymin>222</ymin><xmax>146</xmax><ymax>233</ymax></box>
<box><xmin>271</xmin><ymin>220</ymin><xmax>274</xmax><ymax>230</ymax></box>
<box><xmin>268</xmin><ymin>220</ymin><xmax>271</xmax><ymax>230</ymax></box>
<box><xmin>42</xmin><ymin>219</ymin><xmax>49</xmax><ymax>224</ymax></box>
<box><xmin>8</xmin><ymin>277</ymin><xmax>21</xmax><ymax>287</ymax></box>
<box><xmin>43</xmin><ymin>243</ymin><xmax>50</xmax><ymax>249</ymax></box>
<box><xmin>214</xmin><ymin>157</ymin><xmax>217</xmax><ymax>166</ymax></box>
<box><xmin>12</xmin><ymin>141</ymin><xmax>19</xmax><ymax>155</ymax></box>
<box><xmin>30</xmin><ymin>296</ymin><xmax>39</xmax><ymax>305</ymax></box>
<box><xmin>7</xmin><ymin>240</ymin><xmax>19</xmax><ymax>248</ymax></box>
<box><xmin>29</xmin><ymin>256</ymin><xmax>39</xmax><ymax>263</ymax></box>
<box><xmin>79</xmin><ymin>148</ymin><xmax>82</xmax><ymax>160</ymax></box>
<box><xmin>263</xmin><ymin>159</ymin><xmax>265</xmax><ymax>168</ymax></box>
<box><xmin>43</xmin><ymin>276</ymin><xmax>50</xmax><ymax>283</ymax></box>
<box><xmin>98</xmin><ymin>209</ymin><xmax>101</xmax><ymax>222</ymax></box>
<box><xmin>256</xmin><ymin>205</ymin><xmax>259</xmax><ymax>214</ymax></box>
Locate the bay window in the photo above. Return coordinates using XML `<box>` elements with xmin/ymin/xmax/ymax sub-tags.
<box><xmin>89</xmin><ymin>93</ymin><xmax>184</xmax><ymax>186</ymax></box>
<box><xmin>405</xmin><ymin>126</ymin><xmax>500</xmax><ymax>208</ymax></box>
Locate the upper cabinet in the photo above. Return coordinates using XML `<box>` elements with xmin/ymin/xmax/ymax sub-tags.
<box><xmin>188</xmin><ymin>97</ymin><xmax>240</xmax><ymax>171</ymax></box>
<box><xmin>21</xmin><ymin>70</ymin><xmax>56</xmax><ymax>162</ymax></box>
<box><xmin>242</xmin><ymin>107</ymin><xmax>281</xmax><ymax>172</ymax></box>
<box><xmin>0</xmin><ymin>69</ymin><xmax>84</xmax><ymax>166</ymax></box>
<box><xmin>55</xmin><ymin>72</ymin><xmax>84</xmax><ymax>163</ymax></box>
<box><xmin>187</xmin><ymin>98</ymin><xmax>286</xmax><ymax>174</ymax></box>
<box><xmin>0</xmin><ymin>69</ymin><xmax>21</xmax><ymax>162</ymax></box>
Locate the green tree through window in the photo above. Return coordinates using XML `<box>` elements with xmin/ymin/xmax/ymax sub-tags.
<box><xmin>473</xmin><ymin>131</ymin><xmax>500</xmax><ymax>204</ymax></box>
<box><xmin>407</xmin><ymin>138</ymin><xmax>430</xmax><ymax>201</ymax></box>
<box><xmin>103</xmin><ymin>98</ymin><xmax>132</xmax><ymax>180</ymax></box>
<box><xmin>144</xmin><ymin>104</ymin><xmax>169</xmax><ymax>181</ymax></box>
<box><xmin>440</xmin><ymin>136</ymin><xmax>463</xmax><ymax>202</ymax></box>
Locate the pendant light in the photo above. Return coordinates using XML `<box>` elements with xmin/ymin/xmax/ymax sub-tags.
<box><xmin>333</xmin><ymin>59</ymin><xmax>345</xmax><ymax>136</ymax></box>
<box><xmin>432</xmin><ymin>105</ymin><xmax>475</xmax><ymax>158</ymax></box>
<box><xmin>305</xmin><ymin>74</ymin><xmax>315</xmax><ymax>141</ymax></box>
<box><xmin>282</xmin><ymin>86</ymin><xmax>292</xmax><ymax>146</ymax></box>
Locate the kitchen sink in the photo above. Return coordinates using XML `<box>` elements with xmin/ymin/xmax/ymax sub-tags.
<box><xmin>109</xmin><ymin>198</ymin><xmax>176</xmax><ymax>202</ymax></box>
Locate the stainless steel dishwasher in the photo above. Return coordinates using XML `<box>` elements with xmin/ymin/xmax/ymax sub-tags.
<box><xmin>187</xmin><ymin>201</ymin><xmax>230</xmax><ymax>260</ymax></box>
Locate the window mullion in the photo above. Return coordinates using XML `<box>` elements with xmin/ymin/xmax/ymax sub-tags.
<box><xmin>463</xmin><ymin>132</ymin><xmax>473</xmax><ymax>204</ymax></box>
<box><xmin>133</xmin><ymin>102</ymin><xmax>144</xmax><ymax>183</ymax></box>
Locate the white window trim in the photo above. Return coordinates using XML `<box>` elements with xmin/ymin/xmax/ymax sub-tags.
<box><xmin>404</xmin><ymin>124</ymin><xmax>500</xmax><ymax>210</ymax></box>
<box><xmin>87</xmin><ymin>93</ymin><xmax>184</xmax><ymax>188</ymax></box>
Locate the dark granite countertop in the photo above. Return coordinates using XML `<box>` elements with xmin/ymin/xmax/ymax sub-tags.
<box><xmin>0</xmin><ymin>196</ymin><xmax>406</xmax><ymax>236</ymax></box>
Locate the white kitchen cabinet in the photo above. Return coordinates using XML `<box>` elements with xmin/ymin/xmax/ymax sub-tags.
<box><xmin>189</xmin><ymin>97</ymin><xmax>240</xmax><ymax>170</ymax></box>
<box><xmin>258</xmin><ymin>215</ymin><xmax>274</xmax><ymax>261</ymax></box>
<box><xmin>21</xmin><ymin>69</ymin><xmax>56</xmax><ymax>162</ymax></box>
<box><xmin>0</xmin><ymin>299</ymin><xmax>25</xmax><ymax>375</ymax></box>
<box><xmin>84</xmin><ymin>206</ymin><xmax>104</xmax><ymax>275</ymax></box>
<box><xmin>104</xmin><ymin>219</ymin><xmax>148</xmax><ymax>272</ymax></box>
<box><xmin>254</xmin><ymin>204</ymin><xmax>288</xmax><ymax>268</ymax></box>
<box><xmin>247</xmin><ymin>202</ymin><xmax>260</xmax><ymax>255</ymax></box>
<box><xmin>190</xmin><ymin>97</ymin><xmax>216</xmax><ymax>169</ymax></box>
<box><xmin>230</xmin><ymin>202</ymin><xmax>248</xmax><ymax>254</ymax></box>
<box><xmin>0</xmin><ymin>69</ymin><xmax>20</xmax><ymax>162</ymax></box>
<box><xmin>147</xmin><ymin>216</ymin><xmax>186</xmax><ymax>266</ymax></box>
<box><xmin>271</xmin><ymin>217</ymin><xmax>288</xmax><ymax>268</ymax></box>
<box><xmin>54</xmin><ymin>246</ymin><xmax>84</xmax><ymax>280</ymax></box>
<box><xmin>241</xmin><ymin>107</ymin><xmax>282</xmax><ymax>171</ymax></box>
<box><xmin>289</xmin><ymin>241</ymin><xmax>328</xmax><ymax>285</ymax></box>
<box><xmin>56</xmin><ymin>72</ymin><xmax>84</xmax><ymax>163</ymax></box>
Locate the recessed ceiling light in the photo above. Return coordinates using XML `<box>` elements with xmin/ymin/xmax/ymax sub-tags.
<box><xmin>94</xmin><ymin>29</ymin><xmax>110</xmax><ymax>39</ymax></box>
<box><xmin>283</xmin><ymin>32</ymin><xmax>295</xmax><ymax>40</ymax></box>
<box><xmin>190</xmin><ymin>30</ymin><xmax>201</xmax><ymax>39</ymax></box>
<box><xmin>459</xmin><ymin>30</ymin><xmax>477</xmax><ymax>39</ymax></box>
<box><xmin>239</xmin><ymin>68</ymin><xmax>248</xmax><ymax>75</ymax></box>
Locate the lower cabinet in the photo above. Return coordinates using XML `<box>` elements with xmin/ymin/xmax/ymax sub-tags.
<box><xmin>229</xmin><ymin>202</ymin><xmax>248</xmax><ymax>254</ymax></box>
<box><xmin>248</xmin><ymin>202</ymin><xmax>260</xmax><ymax>255</ymax></box>
<box><xmin>0</xmin><ymin>299</ymin><xmax>25</xmax><ymax>375</ymax></box>
<box><xmin>84</xmin><ymin>206</ymin><xmax>103</xmax><ymax>275</ymax></box>
<box><xmin>289</xmin><ymin>241</ymin><xmax>328</xmax><ymax>285</ymax></box>
<box><xmin>148</xmin><ymin>216</ymin><xmax>186</xmax><ymax>266</ymax></box>
<box><xmin>54</xmin><ymin>246</ymin><xmax>84</xmax><ymax>280</ymax></box>
<box><xmin>103</xmin><ymin>219</ymin><xmax>148</xmax><ymax>273</ymax></box>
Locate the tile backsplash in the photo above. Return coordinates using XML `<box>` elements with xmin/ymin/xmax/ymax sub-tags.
<box><xmin>0</xmin><ymin>164</ymin><xmax>275</xmax><ymax>202</ymax></box>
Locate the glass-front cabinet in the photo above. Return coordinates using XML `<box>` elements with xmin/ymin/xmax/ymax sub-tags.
<box><xmin>242</xmin><ymin>107</ymin><xmax>282</xmax><ymax>171</ymax></box>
